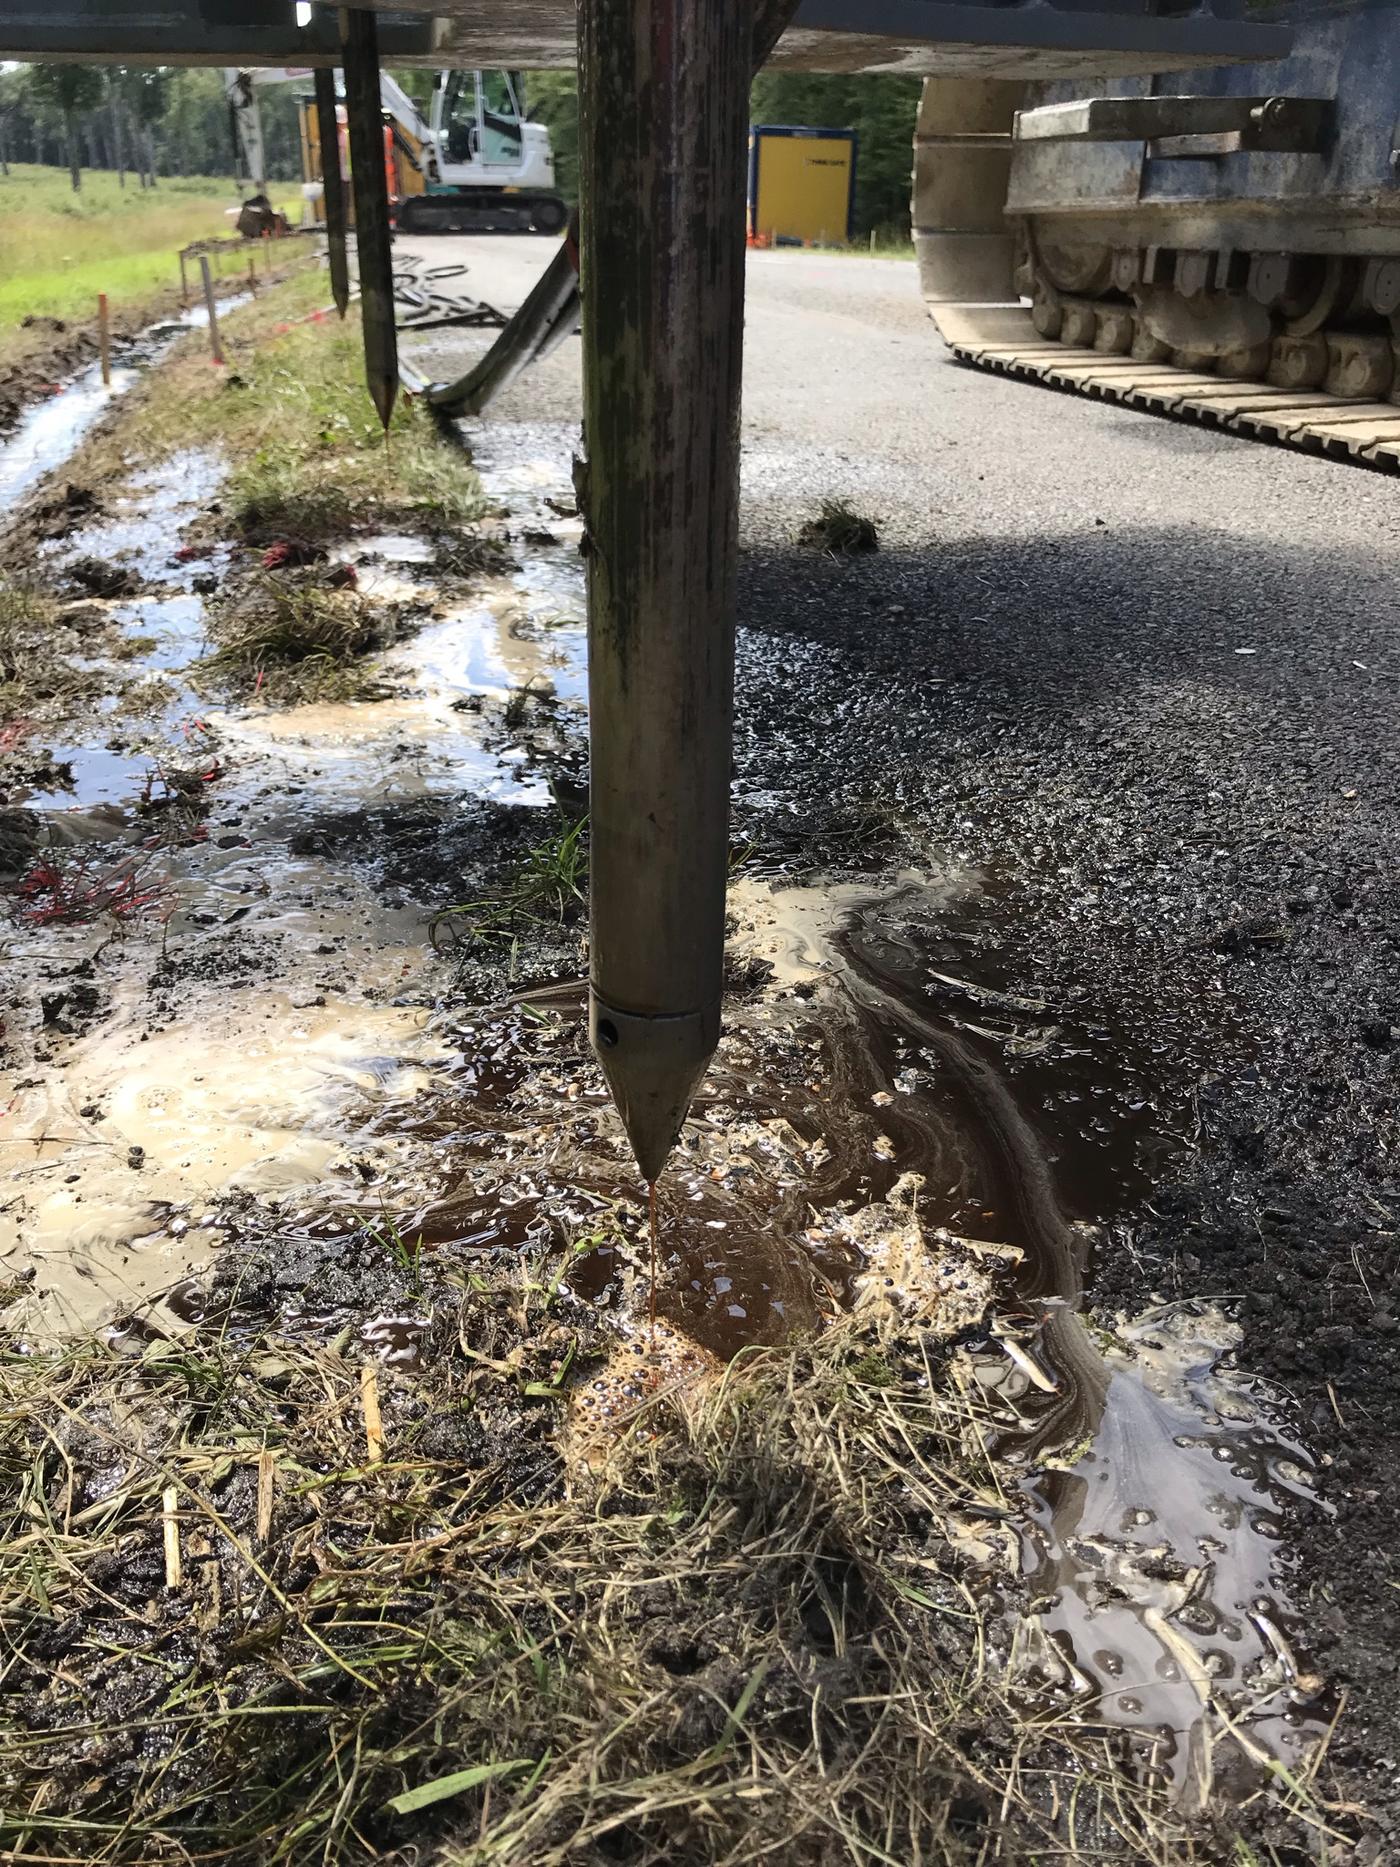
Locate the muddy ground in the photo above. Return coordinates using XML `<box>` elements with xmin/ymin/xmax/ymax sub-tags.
<box><xmin>1</xmin><ymin>243</ymin><xmax>1397</xmax><ymax>1860</ymax></box>
<box><xmin>409</xmin><ymin>237</ymin><xmax>1400</xmax><ymax>1851</ymax></box>
<box><xmin>0</xmin><ymin>249</ymin><xmax>306</xmax><ymax>440</ymax></box>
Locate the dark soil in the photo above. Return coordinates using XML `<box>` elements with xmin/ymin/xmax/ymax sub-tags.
<box><xmin>733</xmin><ymin>535</ymin><xmax>1400</xmax><ymax>1854</ymax></box>
<box><xmin>0</xmin><ymin>283</ymin><xmax>256</xmax><ymax>438</ymax></box>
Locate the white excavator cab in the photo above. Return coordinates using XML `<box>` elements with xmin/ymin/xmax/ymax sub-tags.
<box><xmin>429</xmin><ymin>69</ymin><xmax>558</xmax><ymax>204</ymax></box>
<box><xmin>225</xmin><ymin>63</ymin><xmax>565</xmax><ymax>238</ymax></box>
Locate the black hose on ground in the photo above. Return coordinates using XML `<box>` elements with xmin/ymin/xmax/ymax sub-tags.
<box><xmin>410</xmin><ymin>219</ymin><xmax>579</xmax><ymax>416</ymax></box>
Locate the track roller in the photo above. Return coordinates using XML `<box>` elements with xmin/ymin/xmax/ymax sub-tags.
<box><xmin>1093</xmin><ymin>305</ymin><xmax>1135</xmax><ymax>355</ymax></box>
<box><xmin>1324</xmin><ymin>332</ymin><xmax>1393</xmax><ymax>400</ymax></box>
<box><xmin>1218</xmin><ymin>341</ymin><xmax>1271</xmax><ymax>381</ymax></box>
<box><xmin>1059</xmin><ymin>299</ymin><xmax>1098</xmax><ymax>347</ymax></box>
<box><xmin>1268</xmin><ymin>333</ymin><xmax>1330</xmax><ymax>390</ymax></box>
<box><xmin>1030</xmin><ymin>293</ymin><xmax>1062</xmax><ymax>340</ymax></box>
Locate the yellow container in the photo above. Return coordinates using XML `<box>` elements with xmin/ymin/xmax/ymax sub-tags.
<box><xmin>748</xmin><ymin>125</ymin><xmax>856</xmax><ymax>247</ymax></box>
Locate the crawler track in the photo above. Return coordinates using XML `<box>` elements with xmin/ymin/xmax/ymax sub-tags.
<box><xmin>933</xmin><ymin>304</ymin><xmax>1400</xmax><ymax>472</ymax></box>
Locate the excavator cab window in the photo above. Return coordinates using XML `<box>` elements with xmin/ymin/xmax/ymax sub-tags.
<box><xmin>441</xmin><ymin>70</ymin><xmax>480</xmax><ymax>165</ymax></box>
<box><xmin>480</xmin><ymin>70</ymin><xmax>523</xmax><ymax>168</ymax></box>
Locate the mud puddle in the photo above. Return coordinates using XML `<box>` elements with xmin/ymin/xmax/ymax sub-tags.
<box><xmin>2</xmin><ymin>407</ymin><xmax>1325</xmax><ymax>1818</ymax></box>
<box><xmin>60</xmin><ymin>856</ymin><xmax>1324</xmax><ymax>1808</ymax></box>
<box><xmin>743</xmin><ymin>876</ymin><xmax>1328</xmax><ymax>1805</ymax></box>
<box><xmin>2</xmin><ymin>423</ymin><xmax>592</xmax><ymax>1332</ymax></box>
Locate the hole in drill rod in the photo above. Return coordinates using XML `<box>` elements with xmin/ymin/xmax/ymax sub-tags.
<box><xmin>597</xmin><ymin>1018</ymin><xmax>619</xmax><ymax>1047</ymax></box>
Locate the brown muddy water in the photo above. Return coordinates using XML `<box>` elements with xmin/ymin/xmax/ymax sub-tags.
<box><xmin>0</xmin><ymin>399</ymin><xmax>1326</xmax><ymax>1815</ymax></box>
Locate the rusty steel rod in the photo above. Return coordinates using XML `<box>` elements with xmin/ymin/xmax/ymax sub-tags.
<box><xmin>341</xmin><ymin>6</ymin><xmax>397</xmax><ymax>429</ymax></box>
<box><xmin>580</xmin><ymin>0</ymin><xmax>757</xmax><ymax>1181</ymax></box>
<box><xmin>313</xmin><ymin>63</ymin><xmax>350</xmax><ymax>322</ymax></box>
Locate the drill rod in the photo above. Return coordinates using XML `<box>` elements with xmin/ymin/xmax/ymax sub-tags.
<box><xmin>580</xmin><ymin>0</ymin><xmax>756</xmax><ymax>1181</ymax></box>
<box><xmin>340</xmin><ymin>6</ymin><xmax>397</xmax><ymax>430</ymax></box>
<box><xmin>312</xmin><ymin>64</ymin><xmax>350</xmax><ymax>322</ymax></box>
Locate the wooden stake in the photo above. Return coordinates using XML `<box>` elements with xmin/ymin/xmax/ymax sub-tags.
<box><xmin>178</xmin><ymin>248</ymin><xmax>189</xmax><ymax>307</ymax></box>
<box><xmin>198</xmin><ymin>255</ymin><xmax>224</xmax><ymax>365</ymax></box>
<box><xmin>360</xmin><ymin>1359</ymin><xmax>385</xmax><ymax>1464</ymax></box>
<box><xmin>162</xmin><ymin>1486</ymin><xmax>183</xmax><ymax>1588</ymax></box>
<box><xmin>97</xmin><ymin>292</ymin><xmax>111</xmax><ymax>387</ymax></box>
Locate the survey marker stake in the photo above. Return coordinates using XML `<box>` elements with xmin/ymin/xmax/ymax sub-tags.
<box><xmin>341</xmin><ymin>5</ymin><xmax>397</xmax><ymax>430</ymax></box>
<box><xmin>198</xmin><ymin>257</ymin><xmax>224</xmax><ymax>366</ymax></box>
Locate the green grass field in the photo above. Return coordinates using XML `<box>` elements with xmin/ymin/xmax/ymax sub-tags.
<box><xmin>0</xmin><ymin>164</ymin><xmax>302</xmax><ymax>337</ymax></box>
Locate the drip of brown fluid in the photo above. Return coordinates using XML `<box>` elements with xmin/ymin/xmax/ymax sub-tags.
<box><xmin>647</xmin><ymin>1179</ymin><xmax>658</xmax><ymax>1344</ymax></box>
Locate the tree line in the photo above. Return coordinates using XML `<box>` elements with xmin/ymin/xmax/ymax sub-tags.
<box><xmin>0</xmin><ymin>66</ymin><xmax>307</xmax><ymax>192</ymax></box>
<box><xmin>0</xmin><ymin>62</ymin><xmax>921</xmax><ymax>239</ymax></box>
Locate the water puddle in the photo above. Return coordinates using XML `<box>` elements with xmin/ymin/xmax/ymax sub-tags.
<box><xmin>738</xmin><ymin>875</ymin><xmax>1327</xmax><ymax>1806</ymax></box>
<box><xmin>0</xmin><ymin>296</ymin><xmax>252</xmax><ymax>510</ymax></box>
<box><xmin>0</xmin><ymin>362</ymin><xmax>143</xmax><ymax>508</ymax></box>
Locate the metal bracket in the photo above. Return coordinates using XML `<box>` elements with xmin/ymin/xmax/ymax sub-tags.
<box><xmin>1014</xmin><ymin>94</ymin><xmax>1333</xmax><ymax>155</ymax></box>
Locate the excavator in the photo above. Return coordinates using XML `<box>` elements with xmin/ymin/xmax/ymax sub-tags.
<box><xmin>224</xmin><ymin>64</ymin><xmax>566</xmax><ymax>237</ymax></box>
<box><xmin>914</xmin><ymin>0</ymin><xmax>1400</xmax><ymax>470</ymax></box>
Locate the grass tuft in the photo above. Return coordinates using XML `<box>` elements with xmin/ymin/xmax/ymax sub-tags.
<box><xmin>0</xmin><ymin>582</ymin><xmax>56</xmax><ymax>710</ymax></box>
<box><xmin>42</xmin><ymin>271</ymin><xmax>490</xmax><ymax>548</ymax></box>
<box><xmin>198</xmin><ymin>571</ymin><xmax>396</xmax><ymax>704</ymax></box>
<box><xmin>798</xmin><ymin>498</ymin><xmax>881</xmax><ymax>556</ymax></box>
<box><xmin>431</xmin><ymin>528</ymin><xmax>516</xmax><ymax>580</ymax></box>
<box><xmin>432</xmin><ymin>811</ymin><xmax>588</xmax><ymax>951</ymax></box>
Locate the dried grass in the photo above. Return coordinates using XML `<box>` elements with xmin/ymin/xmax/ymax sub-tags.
<box><xmin>198</xmin><ymin>571</ymin><xmax>395</xmax><ymax>704</ymax></box>
<box><xmin>797</xmin><ymin>501</ymin><xmax>880</xmax><ymax>556</ymax></box>
<box><xmin>0</xmin><ymin>1247</ymin><xmax>1314</xmax><ymax>1867</ymax></box>
<box><xmin>0</xmin><ymin>581</ymin><xmax>60</xmax><ymax>712</ymax></box>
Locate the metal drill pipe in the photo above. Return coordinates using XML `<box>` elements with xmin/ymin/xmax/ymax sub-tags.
<box><xmin>312</xmin><ymin>63</ymin><xmax>350</xmax><ymax>322</ymax></box>
<box><xmin>340</xmin><ymin>6</ymin><xmax>396</xmax><ymax>430</ymax></box>
<box><xmin>580</xmin><ymin>0</ymin><xmax>756</xmax><ymax>1182</ymax></box>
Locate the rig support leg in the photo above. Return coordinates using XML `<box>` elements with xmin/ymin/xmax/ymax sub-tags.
<box><xmin>340</xmin><ymin>6</ymin><xmax>397</xmax><ymax>430</ymax></box>
<box><xmin>580</xmin><ymin>0</ymin><xmax>755</xmax><ymax>1181</ymax></box>
<box><xmin>313</xmin><ymin>64</ymin><xmax>351</xmax><ymax>322</ymax></box>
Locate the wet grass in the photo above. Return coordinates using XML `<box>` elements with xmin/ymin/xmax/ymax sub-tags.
<box><xmin>198</xmin><ymin>569</ymin><xmax>399</xmax><ymax>705</ymax></box>
<box><xmin>48</xmin><ymin>268</ymin><xmax>488</xmax><ymax>548</ymax></box>
<box><xmin>798</xmin><ymin>499</ymin><xmax>881</xmax><ymax>556</ymax></box>
<box><xmin>0</xmin><ymin>581</ymin><xmax>55</xmax><ymax>712</ymax></box>
<box><xmin>432</xmin><ymin>527</ymin><xmax>516</xmax><ymax>580</ymax></box>
<box><xmin>432</xmin><ymin>810</ymin><xmax>588</xmax><ymax>953</ymax></box>
<box><xmin>0</xmin><ymin>1259</ymin><xmax>1331</xmax><ymax>1866</ymax></box>
<box><xmin>0</xmin><ymin>579</ymin><xmax>124</xmax><ymax>722</ymax></box>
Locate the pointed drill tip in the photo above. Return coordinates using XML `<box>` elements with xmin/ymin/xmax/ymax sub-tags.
<box><xmin>590</xmin><ymin>994</ymin><xmax>719</xmax><ymax>1184</ymax></box>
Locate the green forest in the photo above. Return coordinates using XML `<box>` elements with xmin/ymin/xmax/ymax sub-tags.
<box><xmin>0</xmin><ymin>64</ymin><xmax>920</xmax><ymax>241</ymax></box>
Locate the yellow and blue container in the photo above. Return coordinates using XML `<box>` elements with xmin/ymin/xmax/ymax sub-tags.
<box><xmin>747</xmin><ymin>125</ymin><xmax>857</xmax><ymax>248</ymax></box>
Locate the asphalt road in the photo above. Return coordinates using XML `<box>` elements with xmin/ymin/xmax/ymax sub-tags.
<box><xmin>400</xmin><ymin>228</ymin><xmax>1398</xmax><ymax>556</ymax></box>
<box><xmin>403</xmin><ymin>230</ymin><xmax>1400</xmax><ymax>1845</ymax></box>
